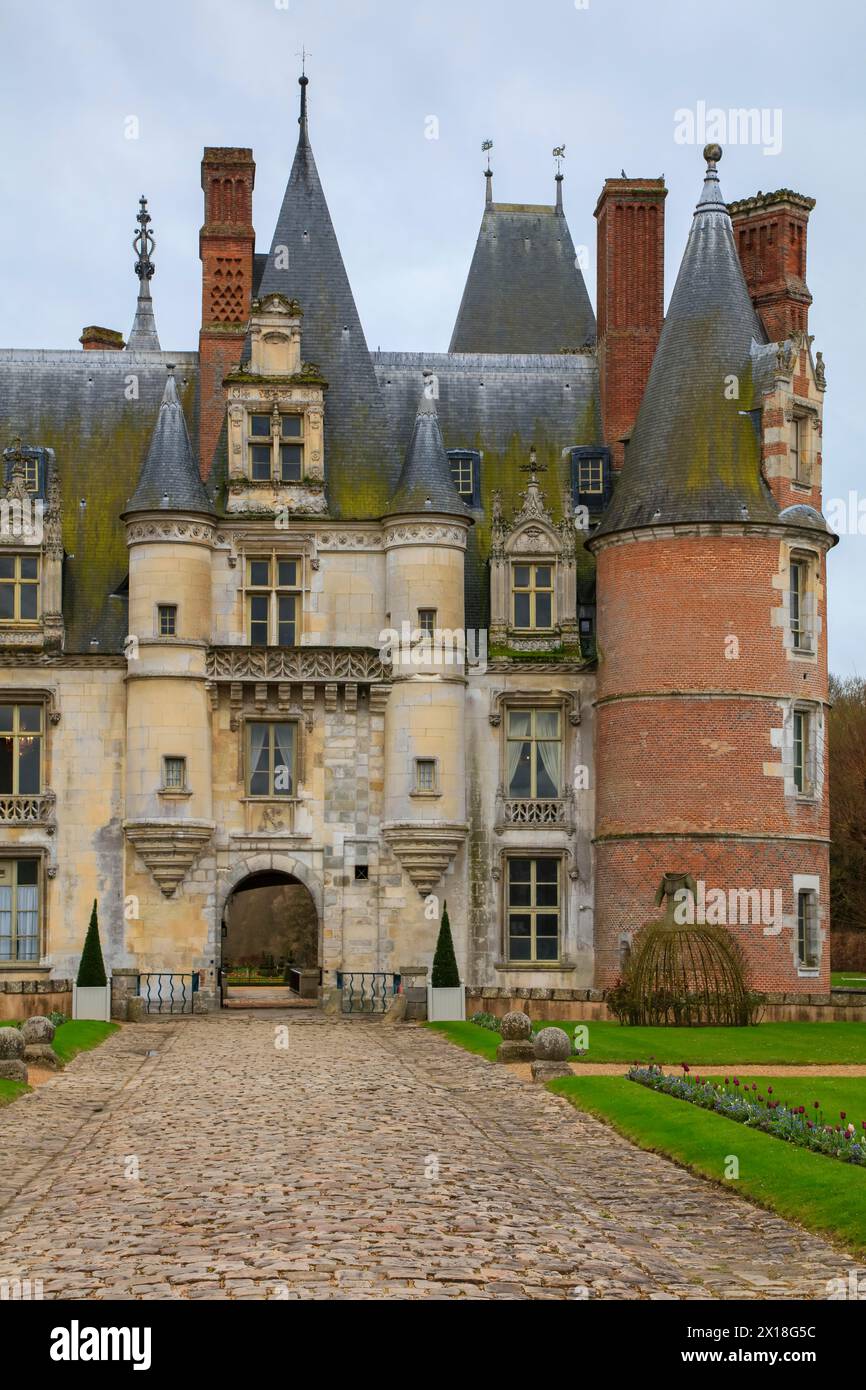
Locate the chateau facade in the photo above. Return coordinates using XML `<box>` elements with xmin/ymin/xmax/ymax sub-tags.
<box><xmin>0</xmin><ymin>78</ymin><xmax>834</xmax><ymax>1008</ymax></box>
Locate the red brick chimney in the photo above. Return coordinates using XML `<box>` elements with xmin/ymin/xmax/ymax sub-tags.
<box><xmin>80</xmin><ymin>326</ymin><xmax>125</xmax><ymax>351</ymax></box>
<box><xmin>728</xmin><ymin>189</ymin><xmax>815</xmax><ymax>342</ymax></box>
<box><xmin>198</xmin><ymin>147</ymin><xmax>256</xmax><ymax>477</ymax></box>
<box><xmin>594</xmin><ymin>177</ymin><xmax>667</xmax><ymax>470</ymax></box>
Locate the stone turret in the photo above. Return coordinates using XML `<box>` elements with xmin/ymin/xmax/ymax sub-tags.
<box><xmin>381</xmin><ymin>382</ymin><xmax>471</xmax><ymax>941</ymax></box>
<box><xmin>121</xmin><ymin>368</ymin><xmax>216</xmax><ymax>970</ymax></box>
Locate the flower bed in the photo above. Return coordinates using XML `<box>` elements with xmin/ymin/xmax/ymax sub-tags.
<box><xmin>628</xmin><ymin>1063</ymin><xmax>866</xmax><ymax>1168</ymax></box>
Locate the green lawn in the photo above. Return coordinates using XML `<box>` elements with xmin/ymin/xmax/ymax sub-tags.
<box><xmin>551</xmin><ymin>1074</ymin><xmax>866</xmax><ymax>1256</ymax></box>
<box><xmin>51</xmin><ymin>1020</ymin><xmax>118</xmax><ymax>1066</ymax></box>
<box><xmin>430</xmin><ymin>1019</ymin><xmax>866</xmax><ymax>1065</ymax></box>
<box><xmin>832</xmin><ymin>971</ymin><xmax>866</xmax><ymax>990</ymax></box>
<box><xmin>0</xmin><ymin>1077</ymin><xmax>30</xmax><ymax>1107</ymax></box>
<box><xmin>700</xmin><ymin>1074</ymin><xmax>866</xmax><ymax>1125</ymax></box>
<box><xmin>428</xmin><ymin>1020</ymin><xmax>501</xmax><ymax>1061</ymax></box>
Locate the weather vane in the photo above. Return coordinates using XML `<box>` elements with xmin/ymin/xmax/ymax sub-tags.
<box><xmin>296</xmin><ymin>46</ymin><xmax>311</xmax><ymax>75</ymax></box>
<box><xmin>482</xmin><ymin>139</ymin><xmax>493</xmax><ymax>170</ymax></box>
<box><xmin>552</xmin><ymin>144</ymin><xmax>566</xmax><ymax>174</ymax></box>
<box><xmin>133</xmin><ymin>196</ymin><xmax>155</xmax><ymax>282</ymax></box>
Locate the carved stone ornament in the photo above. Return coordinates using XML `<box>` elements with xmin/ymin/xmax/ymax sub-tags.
<box><xmin>123</xmin><ymin>819</ymin><xmax>214</xmax><ymax>897</ymax></box>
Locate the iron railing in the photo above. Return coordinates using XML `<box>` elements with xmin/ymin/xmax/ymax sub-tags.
<box><xmin>138</xmin><ymin>972</ymin><xmax>198</xmax><ymax>1015</ymax></box>
<box><xmin>337</xmin><ymin>971</ymin><xmax>401</xmax><ymax>1015</ymax></box>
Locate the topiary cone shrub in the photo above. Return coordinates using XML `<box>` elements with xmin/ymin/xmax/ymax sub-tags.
<box><xmin>77</xmin><ymin>899</ymin><xmax>107</xmax><ymax>988</ymax></box>
<box><xmin>431</xmin><ymin>901</ymin><xmax>460</xmax><ymax>988</ymax></box>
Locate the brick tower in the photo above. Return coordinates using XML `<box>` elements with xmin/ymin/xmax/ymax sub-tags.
<box><xmin>589</xmin><ymin>146</ymin><xmax>836</xmax><ymax>995</ymax></box>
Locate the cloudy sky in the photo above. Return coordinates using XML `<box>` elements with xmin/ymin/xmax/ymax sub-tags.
<box><xmin>1</xmin><ymin>0</ymin><xmax>864</xmax><ymax>674</ymax></box>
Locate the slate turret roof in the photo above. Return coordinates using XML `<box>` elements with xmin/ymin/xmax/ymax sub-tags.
<box><xmin>386</xmin><ymin>380</ymin><xmax>473</xmax><ymax>520</ymax></box>
<box><xmin>253</xmin><ymin>76</ymin><xmax>399</xmax><ymax>517</ymax></box>
<box><xmin>449</xmin><ymin>174</ymin><xmax>596</xmax><ymax>354</ymax></box>
<box><xmin>125</xmin><ymin>367</ymin><xmax>215</xmax><ymax>515</ymax></box>
<box><xmin>593</xmin><ymin>145</ymin><xmax>779</xmax><ymax>539</ymax></box>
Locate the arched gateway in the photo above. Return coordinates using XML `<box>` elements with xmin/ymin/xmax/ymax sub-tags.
<box><xmin>218</xmin><ymin>859</ymin><xmax>321</xmax><ymax>1006</ymax></box>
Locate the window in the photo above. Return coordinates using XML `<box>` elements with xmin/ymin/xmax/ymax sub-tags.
<box><xmin>793</xmin><ymin>707</ymin><xmax>815</xmax><ymax>795</ymax></box>
<box><xmin>247</xmin><ymin>411</ymin><xmax>304</xmax><ymax>482</ymax></box>
<box><xmin>447</xmin><ymin>449</ymin><xmax>481</xmax><ymax>505</ymax></box>
<box><xmin>791</xmin><ymin>415</ymin><xmax>811</xmax><ymax>486</ymax></box>
<box><xmin>0</xmin><ymin>859</ymin><xmax>40</xmax><ymax>962</ymax></box>
<box><xmin>507</xmin><ymin>857</ymin><xmax>560</xmax><ymax>963</ymax></box>
<box><xmin>162</xmin><ymin>756</ymin><xmax>187</xmax><ymax>791</ymax></box>
<box><xmin>579</xmin><ymin>615</ymin><xmax>593</xmax><ymax>636</ymax></box>
<box><xmin>354</xmin><ymin>864</ymin><xmax>369</xmax><ymax>881</ymax></box>
<box><xmin>789</xmin><ymin>557</ymin><xmax>813</xmax><ymax>653</ymax></box>
<box><xmin>797</xmin><ymin>889</ymin><xmax>819</xmax><ymax>968</ymax></box>
<box><xmin>506</xmin><ymin>708</ymin><xmax>561</xmax><ymax>798</ymax></box>
<box><xmin>0</xmin><ymin>555</ymin><xmax>39</xmax><ymax>623</ymax></box>
<box><xmin>418</xmin><ymin>609</ymin><xmax>436</xmax><ymax>635</ymax></box>
<box><xmin>157</xmin><ymin>604</ymin><xmax>177</xmax><ymax>637</ymax></box>
<box><xmin>3</xmin><ymin>453</ymin><xmax>42</xmax><ymax>495</ymax></box>
<box><xmin>512</xmin><ymin>563</ymin><xmax>554</xmax><ymax>630</ymax></box>
<box><xmin>247</xmin><ymin>722</ymin><xmax>296</xmax><ymax>797</ymax></box>
<box><xmin>414</xmin><ymin>758</ymin><xmax>438</xmax><ymax>793</ymax></box>
<box><xmin>0</xmin><ymin>704</ymin><xmax>42</xmax><ymax>794</ymax></box>
<box><xmin>571</xmin><ymin>446</ymin><xmax>611</xmax><ymax>513</ymax></box>
<box><xmin>246</xmin><ymin>556</ymin><xmax>301</xmax><ymax>647</ymax></box>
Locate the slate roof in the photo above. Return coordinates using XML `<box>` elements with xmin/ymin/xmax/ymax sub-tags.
<box><xmin>253</xmin><ymin>77</ymin><xmax>400</xmax><ymax>517</ymax></box>
<box><xmin>593</xmin><ymin>149</ymin><xmax>778</xmax><ymax>538</ymax></box>
<box><xmin>449</xmin><ymin>192</ymin><xmax>596</xmax><ymax>354</ymax></box>
<box><xmin>0</xmin><ymin>349</ymin><xmax>199</xmax><ymax>653</ymax></box>
<box><xmin>125</xmin><ymin>368</ymin><xmax>215</xmax><ymax>516</ymax></box>
<box><xmin>386</xmin><ymin>384</ymin><xmax>473</xmax><ymax>520</ymax></box>
<box><xmin>374</xmin><ymin>351</ymin><xmax>602</xmax><ymax>627</ymax></box>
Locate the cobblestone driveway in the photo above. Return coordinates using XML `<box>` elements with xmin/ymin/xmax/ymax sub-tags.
<box><xmin>0</xmin><ymin>1013</ymin><xmax>851</xmax><ymax>1299</ymax></box>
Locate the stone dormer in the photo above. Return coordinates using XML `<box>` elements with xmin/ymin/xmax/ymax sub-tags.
<box><xmin>0</xmin><ymin>441</ymin><xmax>64</xmax><ymax>653</ymax></box>
<box><xmin>224</xmin><ymin>294</ymin><xmax>328</xmax><ymax>518</ymax></box>
<box><xmin>489</xmin><ymin>459</ymin><xmax>578</xmax><ymax>652</ymax></box>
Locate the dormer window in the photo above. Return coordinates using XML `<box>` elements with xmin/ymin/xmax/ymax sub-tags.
<box><xmin>512</xmin><ymin>563</ymin><xmax>554</xmax><ymax>630</ymax></box>
<box><xmin>447</xmin><ymin>449</ymin><xmax>481</xmax><ymax>506</ymax></box>
<box><xmin>571</xmin><ymin>446</ymin><xmax>612</xmax><ymax>514</ymax></box>
<box><xmin>247</xmin><ymin>412</ymin><xmax>305</xmax><ymax>482</ymax></box>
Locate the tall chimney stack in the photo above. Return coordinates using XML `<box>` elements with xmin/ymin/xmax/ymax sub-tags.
<box><xmin>728</xmin><ymin>189</ymin><xmax>815</xmax><ymax>342</ymax></box>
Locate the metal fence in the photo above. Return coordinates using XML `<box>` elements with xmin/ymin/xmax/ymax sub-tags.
<box><xmin>337</xmin><ymin>972</ymin><xmax>401</xmax><ymax>1015</ymax></box>
<box><xmin>137</xmin><ymin>972</ymin><xmax>197</xmax><ymax>1015</ymax></box>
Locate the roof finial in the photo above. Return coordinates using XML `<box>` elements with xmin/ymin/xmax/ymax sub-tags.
<box><xmin>553</xmin><ymin>144</ymin><xmax>565</xmax><ymax>213</ymax></box>
<box><xmin>127</xmin><ymin>195</ymin><xmax>161</xmax><ymax>350</ymax></box>
<box><xmin>695</xmin><ymin>142</ymin><xmax>727</xmax><ymax>216</ymax></box>
<box><xmin>297</xmin><ymin>49</ymin><xmax>310</xmax><ymax>131</ymax></box>
<box><xmin>133</xmin><ymin>196</ymin><xmax>155</xmax><ymax>284</ymax></box>
<box><xmin>482</xmin><ymin>139</ymin><xmax>493</xmax><ymax>206</ymax></box>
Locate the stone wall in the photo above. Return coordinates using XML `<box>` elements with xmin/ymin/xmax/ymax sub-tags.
<box><xmin>0</xmin><ymin>977</ymin><xmax>72</xmax><ymax>1021</ymax></box>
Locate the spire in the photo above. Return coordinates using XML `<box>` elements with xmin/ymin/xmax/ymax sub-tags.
<box><xmin>449</xmin><ymin>147</ymin><xmax>595</xmax><ymax>353</ymax></box>
<box><xmin>125</xmin><ymin>368</ymin><xmax>214</xmax><ymax>514</ymax></box>
<box><xmin>553</xmin><ymin>144</ymin><xmax>566</xmax><ymax>214</ymax></box>
<box><xmin>255</xmin><ymin>72</ymin><xmax>399</xmax><ymax>517</ymax></box>
<box><xmin>126</xmin><ymin>196</ymin><xmax>161</xmax><ymax>351</ymax></box>
<box><xmin>592</xmin><ymin>145</ymin><xmax>777</xmax><ymax>538</ymax></box>
<box><xmin>386</xmin><ymin>377</ymin><xmax>473</xmax><ymax>519</ymax></box>
<box><xmin>482</xmin><ymin>139</ymin><xmax>493</xmax><ymax>207</ymax></box>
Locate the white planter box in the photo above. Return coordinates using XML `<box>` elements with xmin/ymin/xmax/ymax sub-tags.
<box><xmin>73</xmin><ymin>983</ymin><xmax>112</xmax><ymax>1022</ymax></box>
<box><xmin>426</xmin><ymin>984</ymin><xmax>466</xmax><ymax>1022</ymax></box>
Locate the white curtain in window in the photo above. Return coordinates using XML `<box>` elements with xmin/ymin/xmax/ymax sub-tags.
<box><xmin>536</xmin><ymin>737</ymin><xmax>561</xmax><ymax>796</ymax></box>
<box><xmin>17</xmin><ymin>884</ymin><xmax>38</xmax><ymax>958</ymax></box>
<box><xmin>0</xmin><ymin>885</ymin><xmax>12</xmax><ymax>960</ymax></box>
<box><xmin>273</xmin><ymin>724</ymin><xmax>295</xmax><ymax>795</ymax></box>
<box><xmin>506</xmin><ymin>739</ymin><xmax>524</xmax><ymax>794</ymax></box>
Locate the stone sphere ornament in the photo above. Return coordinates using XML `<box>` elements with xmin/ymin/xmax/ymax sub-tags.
<box><xmin>0</xmin><ymin>1027</ymin><xmax>25</xmax><ymax>1059</ymax></box>
<box><xmin>22</xmin><ymin>1016</ymin><xmax>55</xmax><ymax>1046</ymax></box>
<box><xmin>533</xmin><ymin>1026</ymin><xmax>572</xmax><ymax>1062</ymax></box>
<box><xmin>500</xmin><ymin>1010</ymin><xmax>532</xmax><ymax>1040</ymax></box>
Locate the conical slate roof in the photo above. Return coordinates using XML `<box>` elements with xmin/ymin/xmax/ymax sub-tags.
<box><xmin>593</xmin><ymin>146</ymin><xmax>778</xmax><ymax>538</ymax></box>
<box><xmin>386</xmin><ymin>383</ymin><xmax>473</xmax><ymax>519</ymax></box>
<box><xmin>126</xmin><ymin>369</ymin><xmax>215</xmax><ymax>514</ymax></box>
<box><xmin>255</xmin><ymin>76</ymin><xmax>399</xmax><ymax>517</ymax></box>
<box><xmin>449</xmin><ymin>177</ymin><xmax>596</xmax><ymax>353</ymax></box>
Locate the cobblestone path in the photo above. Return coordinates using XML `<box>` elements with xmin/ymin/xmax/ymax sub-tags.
<box><xmin>0</xmin><ymin>1013</ymin><xmax>851</xmax><ymax>1299</ymax></box>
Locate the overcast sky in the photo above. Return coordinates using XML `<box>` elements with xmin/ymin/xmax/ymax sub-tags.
<box><xmin>1</xmin><ymin>0</ymin><xmax>864</xmax><ymax>674</ymax></box>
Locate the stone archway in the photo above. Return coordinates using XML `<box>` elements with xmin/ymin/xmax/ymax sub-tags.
<box><xmin>217</xmin><ymin>856</ymin><xmax>322</xmax><ymax>1004</ymax></box>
